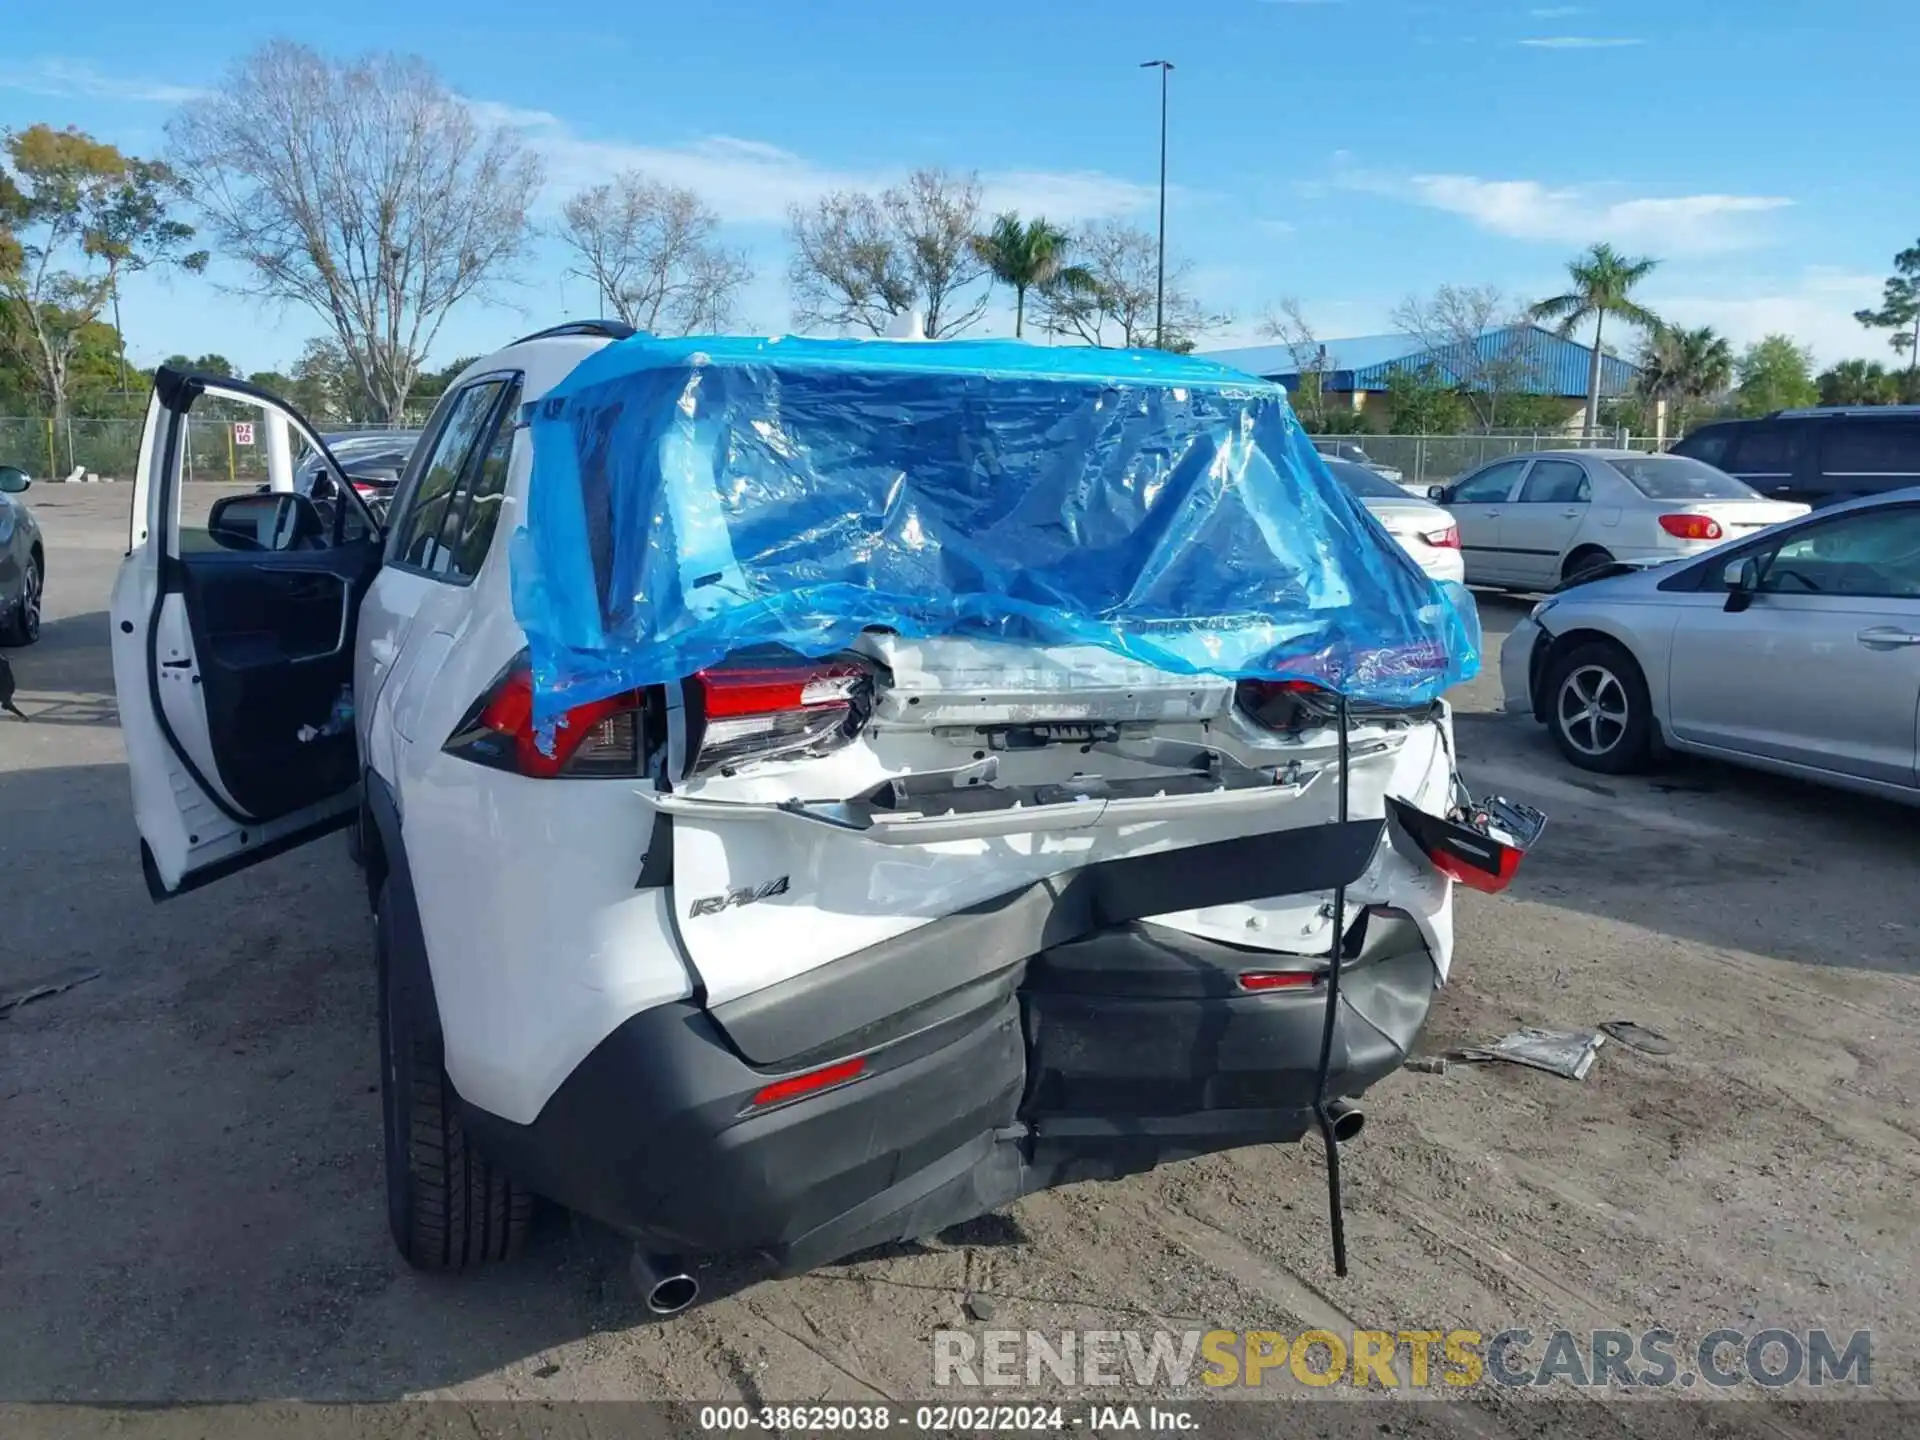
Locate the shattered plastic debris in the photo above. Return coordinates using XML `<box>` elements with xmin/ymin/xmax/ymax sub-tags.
<box><xmin>297</xmin><ymin>687</ymin><xmax>355</xmax><ymax>744</ymax></box>
<box><xmin>0</xmin><ymin>966</ymin><xmax>102</xmax><ymax>1017</ymax></box>
<box><xmin>1457</xmin><ymin>1028</ymin><xmax>1606</xmax><ymax>1081</ymax></box>
<box><xmin>1600</xmin><ymin>1020</ymin><xmax>1675</xmax><ymax>1055</ymax></box>
<box><xmin>509</xmin><ymin>335</ymin><xmax>1482</xmax><ymax>729</ymax></box>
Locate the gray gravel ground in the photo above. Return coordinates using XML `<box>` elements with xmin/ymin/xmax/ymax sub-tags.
<box><xmin>3</xmin><ymin>484</ymin><xmax>1917</xmax><ymax>1436</ymax></box>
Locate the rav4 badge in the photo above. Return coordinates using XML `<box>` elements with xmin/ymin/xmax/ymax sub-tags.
<box><xmin>688</xmin><ymin>876</ymin><xmax>791</xmax><ymax>918</ymax></box>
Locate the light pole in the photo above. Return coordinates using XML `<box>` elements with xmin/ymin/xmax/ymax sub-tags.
<box><xmin>1140</xmin><ymin>60</ymin><xmax>1173</xmax><ymax>349</ymax></box>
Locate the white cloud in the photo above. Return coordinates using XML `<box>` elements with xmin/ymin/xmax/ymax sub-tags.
<box><xmin>1354</xmin><ymin>172</ymin><xmax>1792</xmax><ymax>255</ymax></box>
<box><xmin>1649</xmin><ymin>268</ymin><xmax>1887</xmax><ymax>365</ymax></box>
<box><xmin>0</xmin><ymin>58</ymin><xmax>207</xmax><ymax>104</ymax></box>
<box><xmin>467</xmin><ymin>100</ymin><xmax>1153</xmax><ymax>227</ymax></box>
<box><xmin>1519</xmin><ymin>36</ymin><xmax>1645</xmax><ymax>48</ymax></box>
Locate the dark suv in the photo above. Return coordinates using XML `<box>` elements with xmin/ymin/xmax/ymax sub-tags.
<box><xmin>1672</xmin><ymin>407</ymin><xmax>1920</xmax><ymax>508</ymax></box>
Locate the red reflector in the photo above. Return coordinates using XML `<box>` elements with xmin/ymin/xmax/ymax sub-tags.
<box><xmin>748</xmin><ymin>1056</ymin><xmax>867</xmax><ymax>1110</ymax></box>
<box><xmin>1657</xmin><ymin>513</ymin><xmax>1722</xmax><ymax>541</ymax></box>
<box><xmin>1238</xmin><ymin>969</ymin><xmax>1321</xmax><ymax>991</ymax></box>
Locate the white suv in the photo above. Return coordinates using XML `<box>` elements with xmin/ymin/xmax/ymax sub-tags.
<box><xmin>111</xmin><ymin>322</ymin><xmax>1487</xmax><ymax>1309</ymax></box>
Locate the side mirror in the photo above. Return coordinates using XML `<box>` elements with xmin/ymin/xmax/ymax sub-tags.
<box><xmin>0</xmin><ymin>467</ymin><xmax>30</xmax><ymax>494</ymax></box>
<box><xmin>1722</xmin><ymin>556</ymin><xmax>1761</xmax><ymax>613</ymax></box>
<box><xmin>206</xmin><ymin>492</ymin><xmax>324</xmax><ymax>553</ymax></box>
<box><xmin>1427</xmin><ymin>485</ymin><xmax>1449</xmax><ymax>504</ymax></box>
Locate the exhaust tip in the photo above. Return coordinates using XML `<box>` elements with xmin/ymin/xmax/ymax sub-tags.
<box><xmin>1325</xmin><ymin>1100</ymin><xmax>1365</xmax><ymax>1143</ymax></box>
<box><xmin>646</xmin><ymin>1272</ymin><xmax>700</xmax><ymax>1316</ymax></box>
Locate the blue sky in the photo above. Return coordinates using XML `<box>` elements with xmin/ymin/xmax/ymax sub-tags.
<box><xmin>4</xmin><ymin>0</ymin><xmax>1915</xmax><ymax>376</ymax></box>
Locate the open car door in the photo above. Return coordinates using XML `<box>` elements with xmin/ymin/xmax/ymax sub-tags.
<box><xmin>110</xmin><ymin>368</ymin><xmax>384</xmax><ymax>898</ymax></box>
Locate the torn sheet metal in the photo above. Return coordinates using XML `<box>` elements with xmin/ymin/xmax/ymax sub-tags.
<box><xmin>509</xmin><ymin>335</ymin><xmax>1483</xmax><ymax>727</ymax></box>
<box><xmin>1459</xmin><ymin>1028</ymin><xmax>1606</xmax><ymax>1081</ymax></box>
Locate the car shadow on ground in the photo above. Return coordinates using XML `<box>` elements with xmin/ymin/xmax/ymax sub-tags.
<box><xmin>1454</xmin><ymin>709</ymin><xmax>1920</xmax><ymax>978</ymax></box>
<box><xmin>2</xmin><ymin>610</ymin><xmax>116</xmax><ymax>726</ymax></box>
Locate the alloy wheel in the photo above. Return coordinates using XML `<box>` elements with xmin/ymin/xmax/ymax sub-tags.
<box><xmin>1556</xmin><ymin>663</ymin><xmax>1629</xmax><ymax>757</ymax></box>
<box><xmin>18</xmin><ymin>560</ymin><xmax>38</xmax><ymax>642</ymax></box>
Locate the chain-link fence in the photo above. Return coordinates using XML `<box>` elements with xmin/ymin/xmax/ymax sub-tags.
<box><xmin>0</xmin><ymin>415</ymin><xmax>406</xmax><ymax>484</ymax></box>
<box><xmin>1308</xmin><ymin>431</ymin><xmax>1673</xmax><ymax>488</ymax></box>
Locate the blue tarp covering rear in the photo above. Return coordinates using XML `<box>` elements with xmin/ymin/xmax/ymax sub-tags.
<box><xmin>510</xmin><ymin>335</ymin><xmax>1480</xmax><ymax>728</ymax></box>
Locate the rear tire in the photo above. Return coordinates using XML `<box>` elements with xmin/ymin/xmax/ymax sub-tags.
<box><xmin>1561</xmin><ymin>546</ymin><xmax>1614</xmax><ymax>585</ymax></box>
<box><xmin>378</xmin><ymin>881</ymin><xmax>531</xmax><ymax>1269</ymax></box>
<box><xmin>1545</xmin><ymin>640</ymin><xmax>1654</xmax><ymax>775</ymax></box>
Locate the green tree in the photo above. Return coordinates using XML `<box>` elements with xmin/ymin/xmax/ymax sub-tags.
<box><xmin>162</xmin><ymin>352</ymin><xmax>235</xmax><ymax>377</ymax></box>
<box><xmin>1854</xmin><ymin>240</ymin><xmax>1920</xmax><ymax>374</ymax></box>
<box><xmin>1734</xmin><ymin>334</ymin><xmax>1817</xmax><ymax>416</ymax></box>
<box><xmin>1384</xmin><ymin>363</ymin><xmax>1468</xmax><ymax>434</ymax></box>
<box><xmin>0</xmin><ymin>124</ymin><xmax>206</xmax><ymax>429</ymax></box>
<box><xmin>1817</xmin><ymin>358</ymin><xmax>1900</xmax><ymax>406</ymax></box>
<box><xmin>1636</xmin><ymin>324</ymin><xmax>1734</xmax><ymax>431</ymax></box>
<box><xmin>970</xmin><ymin>213</ymin><xmax>1089</xmax><ymax>339</ymax></box>
<box><xmin>1528</xmin><ymin>242</ymin><xmax>1661</xmax><ymax>430</ymax></box>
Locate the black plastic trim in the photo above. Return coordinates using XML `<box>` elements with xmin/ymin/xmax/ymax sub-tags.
<box><xmin>506</xmin><ymin>320</ymin><xmax>637</xmax><ymax>346</ymax></box>
<box><xmin>364</xmin><ymin>771</ymin><xmax>442</xmax><ymax>1044</ymax></box>
<box><xmin>709</xmin><ymin>818</ymin><xmax>1384</xmax><ymax>1067</ymax></box>
<box><xmin>138</xmin><ymin>814</ymin><xmax>353</xmax><ymax>901</ymax></box>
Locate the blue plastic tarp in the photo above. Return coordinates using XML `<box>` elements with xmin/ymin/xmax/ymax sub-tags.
<box><xmin>510</xmin><ymin>335</ymin><xmax>1480</xmax><ymax>728</ymax></box>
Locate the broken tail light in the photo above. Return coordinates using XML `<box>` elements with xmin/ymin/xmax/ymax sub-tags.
<box><xmin>1657</xmin><ymin>513</ymin><xmax>1723</xmax><ymax>541</ymax></box>
<box><xmin>1235</xmin><ymin>678</ymin><xmax>1434</xmax><ymax>732</ymax></box>
<box><xmin>1386</xmin><ymin>793</ymin><xmax>1546</xmax><ymax>894</ymax></box>
<box><xmin>443</xmin><ymin>656</ymin><xmax>653</xmax><ymax>779</ymax></box>
<box><xmin>684</xmin><ymin>659</ymin><xmax>873</xmax><ymax>777</ymax></box>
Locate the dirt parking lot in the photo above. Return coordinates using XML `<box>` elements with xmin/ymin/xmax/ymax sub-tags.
<box><xmin>4</xmin><ymin>484</ymin><xmax>1918</xmax><ymax>1434</ymax></box>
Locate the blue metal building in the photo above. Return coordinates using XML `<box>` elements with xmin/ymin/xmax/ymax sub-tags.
<box><xmin>1202</xmin><ymin>324</ymin><xmax>1640</xmax><ymax>400</ymax></box>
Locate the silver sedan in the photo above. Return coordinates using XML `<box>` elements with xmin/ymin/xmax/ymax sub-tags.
<box><xmin>1499</xmin><ymin>487</ymin><xmax>1920</xmax><ymax>804</ymax></box>
<box><xmin>1433</xmin><ymin>449</ymin><xmax>1808</xmax><ymax>590</ymax></box>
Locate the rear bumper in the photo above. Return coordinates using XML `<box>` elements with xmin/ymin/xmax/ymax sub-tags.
<box><xmin>459</xmin><ymin>906</ymin><xmax>1439</xmax><ymax>1274</ymax></box>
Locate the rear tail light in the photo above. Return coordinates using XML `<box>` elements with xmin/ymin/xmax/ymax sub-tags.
<box><xmin>444</xmin><ymin>657</ymin><xmax>650</xmax><ymax>779</ymax></box>
<box><xmin>1235</xmin><ymin>677</ymin><xmax>1433</xmax><ymax>732</ymax></box>
<box><xmin>351</xmin><ymin>481</ymin><xmax>377</xmax><ymax>496</ymax></box>
<box><xmin>1657</xmin><ymin>513</ymin><xmax>1722</xmax><ymax>541</ymax></box>
<box><xmin>745</xmin><ymin>1056</ymin><xmax>867</xmax><ymax>1112</ymax></box>
<box><xmin>1385</xmin><ymin>794</ymin><xmax>1546</xmax><ymax>895</ymax></box>
<box><xmin>1419</xmin><ymin>525</ymin><xmax>1461</xmax><ymax>549</ymax></box>
<box><xmin>685</xmin><ymin>660</ymin><xmax>872</xmax><ymax>777</ymax></box>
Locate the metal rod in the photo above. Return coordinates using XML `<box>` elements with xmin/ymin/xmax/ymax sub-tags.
<box><xmin>1310</xmin><ymin>691</ymin><xmax>1352</xmax><ymax>1277</ymax></box>
<box><xmin>1141</xmin><ymin>60</ymin><xmax>1173</xmax><ymax>350</ymax></box>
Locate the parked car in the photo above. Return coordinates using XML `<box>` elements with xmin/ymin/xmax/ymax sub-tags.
<box><xmin>1313</xmin><ymin>439</ymin><xmax>1404</xmax><ymax>485</ymax></box>
<box><xmin>1321</xmin><ymin>458</ymin><xmax>1465</xmax><ymax>584</ymax></box>
<box><xmin>1672</xmin><ymin>406</ymin><xmax>1920</xmax><ymax>509</ymax></box>
<box><xmin>110</xmin><ymin>327</ymin><xmax>1497</xmax><ymax>1304</ymax></box>
<box><xmin>258</xmin><ymin>429</ymin><xmax>420</xmax><ymax>526</ymax></box>
<box><xmin>0</xmin><ymin>464</ymin><xmax>43</xmax><ymax>646</ymax></box>
<box><xmin>1500</xmin><ymin>486</ymin><xmax>1920</xmax><ymax>803</ymax></box>
<box><xmin>1431</xmin><ymin>450</ymin><xmax>1808</xmax><ymax>591</ymax></box>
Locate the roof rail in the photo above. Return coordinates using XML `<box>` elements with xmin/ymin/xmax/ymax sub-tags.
<box><xmin>506</xmin><ymin>320</ymin><xmax>638</xmax><ymax>346</ymax></box>
<box><xmin>1772</xmin><ymin>404</ymin><xmax>1920</xmax><ymax>419</ymax></box>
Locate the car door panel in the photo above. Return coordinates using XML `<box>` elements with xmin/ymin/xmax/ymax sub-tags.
<box><xmin>1444</xmin><ymin>458</ymin><xmax>1529</xmax><ymax>584</ymax></box>
<box><xmin>1666</xmin><ymin>506</ymin><xmax>1920</xmax><ymax>788</ymax></box>
<box><xmin>1502</xmin><ymin>458</ymin><xmax>1591</xmax><ymax>587</ymax></box>
<box><xmin>108</xmin><ymin>368</ymin><xmax>383</xmax><ymax>897</ymax></box>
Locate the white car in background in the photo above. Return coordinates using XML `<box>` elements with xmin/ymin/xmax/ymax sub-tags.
<box><xmin>1321</xmin><ymin>458</ymin><xmax>1465</xmax><ymax>585</ymax></box>
<box><xmin>1431</xmin><ymin>450</ymin><xmax>1809</xmax><ymax>590</ymax></box>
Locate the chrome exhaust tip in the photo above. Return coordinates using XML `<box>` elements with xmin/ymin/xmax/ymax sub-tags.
<box><xmin>1324</xmin><ymin>1098</ymin><xmax>1365</xmax><ymax>1143</ymax></box>
<box><xmin>631</xmin><ymin>1251</ymin><xmax>700</xmax><ymax>1316</ymax></box>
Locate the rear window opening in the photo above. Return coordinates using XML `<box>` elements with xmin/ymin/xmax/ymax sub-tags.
<box><xmin>1606</xmin><ymin>455</ymin><xmax>1761</xmax><ymax>501</ymax></box>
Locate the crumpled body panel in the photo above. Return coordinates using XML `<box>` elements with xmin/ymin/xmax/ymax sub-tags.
<box><xmin>510</xmin><ymin>335</ymin><xmax>1480</xmax><ymax>726</ymax></box>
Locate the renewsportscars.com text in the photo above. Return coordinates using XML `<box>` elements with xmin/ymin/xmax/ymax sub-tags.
<box><xmin>933</xmin><ymin>1327</ymin><xmax>1872</xmax><ymax>1390</ymax></box>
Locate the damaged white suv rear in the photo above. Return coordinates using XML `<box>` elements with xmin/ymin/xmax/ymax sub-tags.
<box><xmin>110</xmin><ymin>323</ymin><xmax>1530</xmax><ymax>1309</ymax></box>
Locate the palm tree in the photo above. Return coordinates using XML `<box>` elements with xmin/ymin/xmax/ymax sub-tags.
<box><xmin>971</xmin><ymin>213</ymin><xmax>1090</xmax><ymax>338</ymax></box>
<box><xmin>1817</xmin><ymin>358</ymin><xmax>1900</xmax><ymax>406</ymax></box>
<box><xmin>1637</xmin><ymin>324</ymin><xmax>1734</xmax><ymax>429</ymax></box>
<box><xmin>1529</xmin><ymin>243</ymin><xmax>1662</xmax><ymax>430</ymax></box>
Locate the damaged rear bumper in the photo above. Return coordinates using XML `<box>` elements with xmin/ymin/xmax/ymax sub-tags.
<box><xmin>458</xmin><ymin>822</ymin><xmax>1441</xmax><ymax>1274</ymax></box>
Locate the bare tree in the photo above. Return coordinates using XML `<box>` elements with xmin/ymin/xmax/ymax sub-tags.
<box><xmin>787</xmin><ymin>168</ymin><xmax>988</xmax><ymax>339</ymax></box>
<box><xmin>559</xmin><ymin>172</ymin><xmax>752</xmax><ymax>334</ymax></box>
<box><xmin>1259</xmin><ymin>297</ymin><xmax>1333</xmax><ymax>426</ymax></box>
<box><xmin>1389</xmin><ymin>283</ymin><xmax>1530</xmax><ymax>429</ymax></box>
<box><xmin>168</xmin><ymin>42</ymin><xmax>543</xmax><ymax>423</ymax></box>
<box><xmin>1032</xmin><ymin>220</ymin><xmax>1225</xmax><ymax>351</ymax></box>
